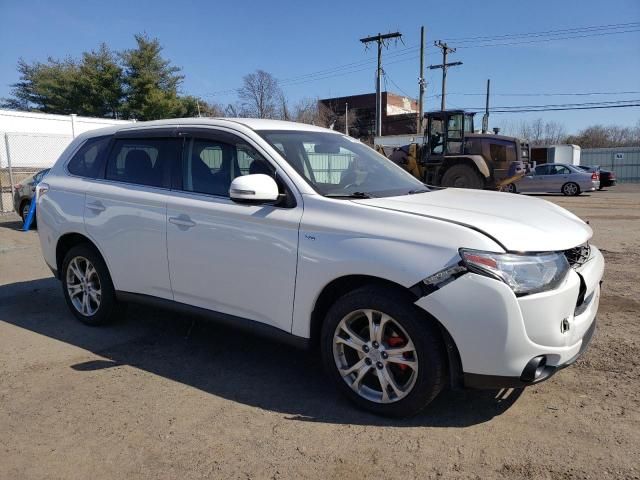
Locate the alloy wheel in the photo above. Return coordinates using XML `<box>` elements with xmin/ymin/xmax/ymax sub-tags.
<box><xmin>333</xmin><ymin>309</ymin><xmax>418</xmax><ymax>404</ymax></box>
<box><xmin>66</xmin><ymin>256</ymin><xmax>102</xmax><ymax>316</ymax></box>
<box><xmin>563</xmin><ymin>183</ymin><xmax>578</xmax><ymax>195</ymax></box>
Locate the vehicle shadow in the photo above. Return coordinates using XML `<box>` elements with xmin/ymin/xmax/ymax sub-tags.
<box><xmin>0</xmin><ymin>277</ymin><xmax>523</xmax><ymax>427</ymax></box>
<box><xmin>0</xmin><ymin>218</ymin><xmax>25</xmax><ymax>231</ymax></box>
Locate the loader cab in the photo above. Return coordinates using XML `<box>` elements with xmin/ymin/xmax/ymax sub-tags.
<box><xmin>424</xmin><ymin>110</ymin><xmax>475</xmax><ymax>162</ymax></box>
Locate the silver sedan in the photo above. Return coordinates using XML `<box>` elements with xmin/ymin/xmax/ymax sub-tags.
<box><xmin>509</xmin><ymin>163</ymin><xmax>599</xmax><ymax>196</ymax></box>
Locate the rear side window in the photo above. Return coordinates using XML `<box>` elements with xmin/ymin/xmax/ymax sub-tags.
<box><xmin>105</xmin><ymin>138</ymin><xmax>180</xmax><ymax>188</ymax></box>
<box><xmin>67</xmin><ymin>136</ymin><xmax>111</xmax><ymax>178</ymax></box>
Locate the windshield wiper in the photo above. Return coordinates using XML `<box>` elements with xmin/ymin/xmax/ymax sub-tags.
<box><xmin>325</xmin><ymin>191</ymin><xmax>372</xmax><ymax>199</ymax></box>
<box><xmin>408</xmin><ymin>188</ymin><xmax>429</xmax><ymax>195</ymax></box>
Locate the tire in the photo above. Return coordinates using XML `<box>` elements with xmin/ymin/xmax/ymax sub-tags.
<box><xmin>321</xmin><ymin>285</ymin><xmax>446</xmax><ymax>417</ymax></box>
<box><xmin>61</xmin><ymin>244</ymin><xmax>124</xmax><ymax>326</ymax></box>
<box><xmin>562</xmin><ymin>182</ymin><xmax>580</xmax><ymax>196</ymax></box>
<box><xmin>504</xmin><ymin>183</ymin><xmax>517</xmax><ymax>194</ymax></box>
<box><xmin>20</xmin><ymin>200</ymin><xmax>32</xmax><ymax>224</ymax></box>
<box><xmin>440</xmin><ymin>164</ymin><xmax>485</xmax><ymax>189</ymax></box>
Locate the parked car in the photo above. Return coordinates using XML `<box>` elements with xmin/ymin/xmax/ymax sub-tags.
<box><xmin>13</xmin><ymin>168</ymin><xmax>50</xmax><ymax>222</ymax></box>
<box><xmin>577</xmin><ymin>165</ymin><xmax>617</xmax><ymax>189</ymax></box>
<box><xmin>509</xmin><ymin>163</ymin><xmax>599</xmax><ymax>196</ymax></box>
<box><xmin>36</xmin><ymin>119</ymin><xmax>604</xmax><ymax>417</ymax></box>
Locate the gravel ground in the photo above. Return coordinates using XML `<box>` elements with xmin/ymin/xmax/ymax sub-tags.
<box><xmin>1</xmin><ymin>185</ymin><xmax>639</xmax><ymax>480</ymax></box>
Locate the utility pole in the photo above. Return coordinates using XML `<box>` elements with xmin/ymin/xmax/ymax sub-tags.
<box><xmin>345</xmin><ymin>102</ymin><xmax>349</xmax><ymax>135</ymax></box>
<box><xmin>417</xmin><ymin>26</ymin><xmax>425</xmax><ymax>134</ymax></box>
<box><xmin>429</xmin><ymin>41</ymin><xmax>462</xmax><ymax>111</ymax></box>
<box><xmin>360</xmin><ymin>31</ymin><xmax>402</xmax><ymax>137</ymax></box>
<box><xmin>482</xmin><ymin>79</ymin><xmax>491</xmax><ymax>133</ymax></box>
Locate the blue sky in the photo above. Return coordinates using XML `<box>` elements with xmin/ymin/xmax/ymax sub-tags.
<box><xmin>1</xmin><ymin>0</ymin><xmax>639</xmax><ymax>133</ymax></box>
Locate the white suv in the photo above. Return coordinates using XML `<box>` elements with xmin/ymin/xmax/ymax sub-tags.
<box><xmin>36</xmin><ymin>118</ymin><xmax>604</xmax><ymax>417</ymax></box>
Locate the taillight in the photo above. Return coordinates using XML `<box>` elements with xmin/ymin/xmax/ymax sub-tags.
<box><xmin>36</xmin><ymin>182</ymin><xmax>49</xmax><ymax>201</ymax></box>
<box><xmin>591</xmin><ymin>172</ymin><xmax>599</xmax><ymax>180</ymax></box>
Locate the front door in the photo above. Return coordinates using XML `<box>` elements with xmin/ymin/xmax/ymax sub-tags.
<box><xmin>165</xmin><ymin>128</ymin><xmax>302</xmax><ymax>333</ymax></box>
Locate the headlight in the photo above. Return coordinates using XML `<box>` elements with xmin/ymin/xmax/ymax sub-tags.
<box><xmin>460</xmin><ymin>249</ymin><xmax>570</xmax><ymax>296</ymax></box>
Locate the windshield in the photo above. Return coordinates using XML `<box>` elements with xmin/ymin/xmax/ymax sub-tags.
<box><xmin>258</xmin><ymin>130</ymin><xmax>427</xmax><ymax>197</ymax></box>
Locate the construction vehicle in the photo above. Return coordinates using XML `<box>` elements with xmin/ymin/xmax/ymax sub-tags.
<box><xmin>375</xmin><ymin>110</ymin><xmax>530</xmax><ymax>189</ymax></box>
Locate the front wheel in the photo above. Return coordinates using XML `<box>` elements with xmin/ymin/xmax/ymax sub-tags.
<box><xmin>321</xmin><ymin>286</ymin><xmax>446</xmax><ymax>417</ymax></box>
<box><xmin>562</xmin><ymin>182</ymin><xmax>580</xmax><ymax>196</ymax></box>
<box><xmin>440</xmin><ymin>164</ymin><xmax>485</xmax><ymax>189</ymax></box>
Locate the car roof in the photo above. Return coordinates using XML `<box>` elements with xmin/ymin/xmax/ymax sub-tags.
<box><xmin>77</xmin><ymin>117</ymin><xmax>338</xmax><ymax>139</ymax></box>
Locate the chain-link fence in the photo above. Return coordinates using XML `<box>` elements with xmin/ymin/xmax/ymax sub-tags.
<box><xmin>0</xmin><ymin>132</ymin><xmax>72</xmax><ymax>213</ymax></box>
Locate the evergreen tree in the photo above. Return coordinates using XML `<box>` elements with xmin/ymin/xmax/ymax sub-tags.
<box><xmin>120</xmin><ymin>34</ymin><xmax>184</xmax><ymax>120</ymax></box>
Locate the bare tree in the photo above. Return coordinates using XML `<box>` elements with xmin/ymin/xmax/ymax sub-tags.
<box><xmin>292</xmin><ymin>97</ymin><xmax>332</xmax><ymax>126</ymax></box>
<box><xmin>500</xmin><ymin>118</ymin><xmax>567</xmax><ymax>146</ymax></box>
<box><xmin>566</xmin><ymin>124</ymin><xmax>640</xmax><ymax>148</ymax></box>
<box><xmin>237</xmin><ymin>70</ymin><xmax>282</xmax><ymax>119</ymax></box>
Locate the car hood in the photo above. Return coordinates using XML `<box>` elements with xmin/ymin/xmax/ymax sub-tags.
<box><xmin>355</xmin><ymin>188</ymin><xmax>592</xmax><ymax>252</ymax></box>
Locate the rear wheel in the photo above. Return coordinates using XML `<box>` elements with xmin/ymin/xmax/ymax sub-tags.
<box><xmin>20</xmin><ymin>200</ymin><xmax>31</xmax><ymax>223</ymax></box>
<box><xmin>61</xmin><ymin>244</ymin><xmax>124</xmax><ymax>326</ymax></box>
<box><xmin>504</xmin><ymin>183</ymin><xmax>517</xmax><ymax>194</ymax></box>
<box><xmin>562</xmin><ymin>182</ymin><xmax>580</xmax><ymax>196</ymax></box>
<box><xmin>441</xmin><ymin>164</ymin><xmax>485</xmax><ymax>189</ymax></box>
<box><xmin>321</xmin><ymin>286</ymin><xmax>446</xmax><ymax>417</ymax></box>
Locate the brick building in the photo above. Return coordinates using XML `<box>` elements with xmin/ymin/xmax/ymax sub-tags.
<box><xmin>318</xmin><ymin>92</ymin><xmax>418</xmax><ymax>142</ymax></box>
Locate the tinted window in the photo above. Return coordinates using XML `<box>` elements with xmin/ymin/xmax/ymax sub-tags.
<box><xmin>535</xmin><ymin>165</ymin><xmax>552</xmax><ymax>175</ymax></box>
<box><xmin>67</xmin><ymin>136</ymin><xmax>111</xmax><ymax>178</ymax></box>
<box><xmin>105</xmin><ymin>138</ymin><xmax>179</xmax><ymax>188</ymax></box>
<box><xmin>182</xmin><ymin>136</ymin><xmax>274</xmax><ymax>197</ymax></box>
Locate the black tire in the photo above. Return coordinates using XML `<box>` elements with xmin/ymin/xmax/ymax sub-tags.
<box><xmin>61</xmin><ymin>244</ymin><xmax>125</xmax><ymax>326</ymax></box>
<box><xmin>561</xmin><ymin>182</ymin><xmax>581</xmax><ymax>196</ymax></box>
<box><xmin>440</xmin><ymin>164</ymin><xmax>485</xmax><ymax>189</ymax></box>
<box><xmin>504</xmin><ymin>183</ymin><xmax>517</xmax><ymax>194</ymax></box>
<box><xmin>321</xmin><ymin>285</ymin><xmax>446</xmax><ymax>417</ymax></box>
<box><xmin>20</xmin><ymin>200</ymin><xmax>35</xmax><ymax>226</ymax></box>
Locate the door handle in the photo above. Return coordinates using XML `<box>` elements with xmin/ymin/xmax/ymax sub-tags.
<box><xmin>169</xmin><ymin>215</ymin><xmax>196</xmax><ymax>229</ymax></box>
<box><xmin>86</xmin><ymin>201</ymin><xmax>105</xmax><ymax>212</ymax></box>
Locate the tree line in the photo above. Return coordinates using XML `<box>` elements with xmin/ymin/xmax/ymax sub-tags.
<box><xmin>499</xmin><ymin>118</ymin><xmax>640</xmax><ymax>148</ymax></box>
<box><xmin>1</xmin><ymin>33</ymin><xmax>330</xmax><ymax>125</ymax></box>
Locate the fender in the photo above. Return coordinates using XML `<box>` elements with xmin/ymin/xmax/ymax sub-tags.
<box><xmin>443</xmin><ymin>155</ymin><xmax>490</xmax><ymax>178</ymax></box>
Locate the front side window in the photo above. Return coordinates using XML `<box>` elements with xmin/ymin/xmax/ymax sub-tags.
<box><xmin>105</xmin><ymin>138</ymin><xmax>178</xmax><ymax>188</ymax></box>
<box><xmin>67</xmin><ymin>136</ymin><xmax>111</xmax><ymax>178</ymax></box>
<box><xmin>182</xmin><ymin>136</ymin><xmax>275</xmax><ymax>197</ymax></box>
<box><xmin>259</xmin><ymin>130</ymin><xmax>427</xmax><ymax>198</ymax></box>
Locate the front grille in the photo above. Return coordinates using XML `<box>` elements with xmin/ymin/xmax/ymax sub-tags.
<box><xmin>564</xmin><ymin>243</ymin><xmax>591</xmax><ymax>268</ymax></box>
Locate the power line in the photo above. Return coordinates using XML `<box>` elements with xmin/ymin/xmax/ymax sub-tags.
<box><xmin>490</xmin><ymin>104</ymin><xmax>640</xmax><ymax>113</ymax></box>
<box><xmin>198</xmin><ymin>22</ymin><xmax>640</xmax><ymax>98</ymax></box>
<box><xmin>458</xmin><ymin>28</ymin><xmax>640</xmax><ymax>49</ymax></box>
<box><xmin>443</xmin><ymin>21</ymin><xmax>640</xmax><ymax>43</ymax></box>
<box><xmin>430</xmin><ymin>90</ymin><xmax>640</xmax><ymax>98</ymax></box>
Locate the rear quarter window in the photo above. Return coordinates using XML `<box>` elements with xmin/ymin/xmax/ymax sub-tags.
<box><xmin>67</xmin><ymin>136</ymin><xmax>111</xmax><ymax>178</ymax></box>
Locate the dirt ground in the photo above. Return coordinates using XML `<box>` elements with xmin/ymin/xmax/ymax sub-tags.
<box><xmin>1</xmin><ymin>185</ymin><xmax>639</xmax><ymax>480</ymax></box>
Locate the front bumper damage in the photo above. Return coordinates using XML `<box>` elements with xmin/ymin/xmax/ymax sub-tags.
<box><xmin>414</xmin><ymin>245</ymin><xmax>605</xmax><ymax>389</ymax></box>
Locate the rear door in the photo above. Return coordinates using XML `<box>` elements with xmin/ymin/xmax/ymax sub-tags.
<box><xmin>165</xmin><ymin>127</ymin><xmax>302</xmax><ymax>332</ymax></box>
<box><xmin>84</xmin><ymin>129</ymin><xmax>180</xmax><ymax>299</ymax></box>
<box><xmin>546</xmin><ymin>164</ymin><xmax>571</xmax><ymax>193</ymax></box>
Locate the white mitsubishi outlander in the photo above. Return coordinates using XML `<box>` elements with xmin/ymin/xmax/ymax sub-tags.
<box><xmin>36</xmin><ymin>118</ymin><xmax>604</xmax><ymax>417</ymax></box>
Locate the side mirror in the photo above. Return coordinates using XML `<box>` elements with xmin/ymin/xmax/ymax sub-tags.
<box><xmin>229</xmin><ymin>174</ymin><xmax>279</xmax><ymax>204</ymax></box>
